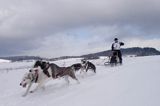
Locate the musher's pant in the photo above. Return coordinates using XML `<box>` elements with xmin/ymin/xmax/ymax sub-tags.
<box><xmin>113</xmin><ymin>50</ymin><xmax>122</xmax><ymax>63</ymax></box>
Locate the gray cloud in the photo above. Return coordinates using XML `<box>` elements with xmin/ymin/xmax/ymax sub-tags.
<box><xmin>0</xmin><ymin>0</ymin><xmax>160</xmax><ymax>57</ymax></box>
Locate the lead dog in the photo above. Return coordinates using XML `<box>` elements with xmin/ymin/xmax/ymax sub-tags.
<box><xmin>20</xmin><ymin>62</ymin><xmax>79</xmax><ymax>97</ymax></box>
<box><xmin>20</xmin><ymin>67</ymin><xmax>49</xmax><ymax>96</ymax></box>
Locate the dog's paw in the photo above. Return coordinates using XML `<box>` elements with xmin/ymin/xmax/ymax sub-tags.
<box><xmin>30</xmin><ymin>91</ymin><xmax>34</xmax><ymax>93</ymax></box>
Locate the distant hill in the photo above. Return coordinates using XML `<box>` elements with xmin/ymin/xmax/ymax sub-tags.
<box><xmin>81</xmin><ymin>47</ymin><xmax>160</xmax><ymax>59</ymax></box>
<box><xmin>122</xmin><ymin>47</ymin><xmax>160</xmax><ymax>56</ymax></box>
<box><xmin>0</xmin><ymin>47</ymin><xmax>160</xmax><ymax>61</ymax></box>
<box><xmin>0</xmin><ymin>56</ymin><xmax>45</xmax><ymax>62</ymax></box>
<box><xmin>49</xmin><ymin>56</ymin><xmax>80</xmax><ymax>61</ymax></box>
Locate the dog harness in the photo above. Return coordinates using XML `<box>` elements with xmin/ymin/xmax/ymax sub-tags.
<box><xmin>43</xmin><ymin>63</ymin><xmax>51</xmax><ymax>77</ymax></box>
<box><xmin>29</xmin><ymin>70</ymin><xmax>39</xmax><ymax>83</ymax></box>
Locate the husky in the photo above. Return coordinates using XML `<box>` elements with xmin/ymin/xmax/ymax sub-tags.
<box><xmin>20</xmin><ymin>62</ymin><xmax>79</xmax><ymax>97</ymax></box>
<box><xmin>33</xmin><ymin>60</ymin><xmax>51</xmax><ymax>77</ymax></box>
<box><xmin>71</xmin><ymin>63</ymin><xmax>83</xmax><ymax>71</ymax></box>
<box><xmin>33</xmin><ymin>60</ymin><xmax>79</xmax><ymax>79</ymax></box>
<box><xmin>20</xmin><ymin>67</ymin><xmax>49</xmax><ymax>97</ymax></box>
<box><xmin>71</xmin><ymin>59</ymin><xmax>96</xmax><ymax>74</ymax></box>
<box><xmin>81</xmin><ymin>59</ymin><xmax>96</xmax><ymax>73</ymax></box>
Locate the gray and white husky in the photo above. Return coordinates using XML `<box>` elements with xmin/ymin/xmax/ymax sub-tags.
<box><xmin>20</xmin><ymin>64</ymin><xmax>79</xmax><ymax>97</ymax></box>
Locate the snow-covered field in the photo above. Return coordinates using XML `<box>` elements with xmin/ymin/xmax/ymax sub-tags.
<box><xmin>0</xmin><ymin>59</ymin><xmax>11</xmax><ymax>63</ymax></box>
<box><xmin>0</xmin><ymin>56</ymin><xmax>160</xmax><ymax>106</ymax></box>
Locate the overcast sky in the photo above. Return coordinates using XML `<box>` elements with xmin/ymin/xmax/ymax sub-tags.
<box><xmin>0</xmin><ymin>0</ymin><xmax>160</xmax><ymax>58</ymax></box>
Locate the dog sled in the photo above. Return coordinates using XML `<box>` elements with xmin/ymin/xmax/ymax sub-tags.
<box><xmin>104</xmin><ymin>51</ymin><xmax>122</xmax><ymax>67</ymax></box>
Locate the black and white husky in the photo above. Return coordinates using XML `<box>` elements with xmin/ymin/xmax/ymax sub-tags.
<box><xmin>81</xmin><ymin>59</ymin><xmax>96</xmax><ymax>73</ymax></box>
<box><xmin>20</xmin><ymin>67</ymin><xmax>50</xmax><ymax>96</ymax></box>
<box><xmin>20</xmin><ymin>62</ymin><xmax>79</xmax><ymax>97</ymax></box>
<box><xmin>71</xmin><ymin>59</ymin><xmax>96</xmax><ymax>73</ymax></box>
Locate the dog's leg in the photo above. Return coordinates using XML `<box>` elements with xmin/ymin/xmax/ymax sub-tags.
<box><xmin>22</xmin><ymin>83</ymin><xmax>32</xmax><ymax>97</ymax></box>
<box><xmin>80</xmin><ymin>67</ymin><xmax>87</xmax><ymax>78</ymax></box>
<box><xmin>80</xmin><ymin>68</ymin><xmax>85</xmax><ymax>74</ymax></box>
<box><xmin>69</xmin><ymin>71</ymin><xmax>80</xmax><ymax>84</ymax></box>
<box><xmin>80</xmin><ymin>66</ymin><xmax>86</xmax><ymax>74</ymax></box>
<box><xmin>64</xmin><ymin>76</ymin><xmax>70</xmax><ymax>85</ymax></box>
<box><xmin>30</xmin><ymin>81</ymin><xmax>46</xmax><ymax>93</ymax></box>
<box><xmin>75</xmin><ymin>78</ymin><xmax>80</xmax><ymax>84</ymax></box>
<box><xmin>85</xmin><ymin>64</ymin><xmax>89</xmax><ymax>73</ymax></box>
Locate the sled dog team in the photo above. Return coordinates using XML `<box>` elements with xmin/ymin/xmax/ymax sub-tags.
<box><xmin>20</xmin><ymin>59</ymin><xmax>96</xmax><ymax>96</ymax></box>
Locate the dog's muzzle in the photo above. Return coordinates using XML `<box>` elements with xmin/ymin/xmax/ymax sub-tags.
<box><xmin>20</xmin><ymin>82</ymin><xmax>27</xmax><ymax>88</ymax></box>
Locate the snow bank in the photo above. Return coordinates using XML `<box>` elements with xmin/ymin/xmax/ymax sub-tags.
<box><xmin>0</xmin><ymin>59</ymin><xmax>11</xmax><ymax>63</ymax></box>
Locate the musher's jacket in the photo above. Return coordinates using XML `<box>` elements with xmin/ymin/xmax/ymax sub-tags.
<box><xmin>112</xmin><ymin>42</ymin><xmax>124</xmax><ymax>51</ymax></box>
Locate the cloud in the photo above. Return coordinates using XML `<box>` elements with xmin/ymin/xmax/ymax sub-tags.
<box><xmin>0</xmin><ymin>0</ymin><xmax>160</xmax><ymax>57</ymax></box>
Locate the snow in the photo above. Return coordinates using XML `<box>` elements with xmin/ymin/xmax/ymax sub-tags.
<box><xmin>0</xmin><ymin>59</ymin><xmax>11</xmax><ymax>63</ymax></box>
<box><xmin>0</xmin><ymin>56</ymin><xmax>160</xmax><ymax>106</ymax></box>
